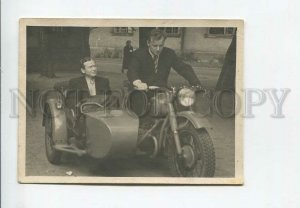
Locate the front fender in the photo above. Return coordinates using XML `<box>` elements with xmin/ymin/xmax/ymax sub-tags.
<box><xmin>43</xmin><ymin>97</ymin><xmax>68</xmax><ymax>145</ymax></box>
<box><xmin>176</xmin><ymin>111</ymin><xmax>215</xmax><ymax>137</ymax></box>
<box><xmin>177</xmin><ymin>111</ymin><xmax>211</xmax><ymax>128</ymax></box>
<box><xmin>160</xmin><ymin>111</ymin><xmax>216</xmax><ymax>151</ymax></box>
<box><xmin>41</xmin><ymin>90</ymin><xmax>64</xmax><ymax>126</ymax></box>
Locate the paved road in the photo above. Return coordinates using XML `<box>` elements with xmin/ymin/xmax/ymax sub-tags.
<box><xmin>26</xmin><ymin>60</ymin><xmax>235</xmax><ymax>177</ymax></box>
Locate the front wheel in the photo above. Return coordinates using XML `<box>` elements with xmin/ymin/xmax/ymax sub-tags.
<box><xmin>166</xmin><ymin>127</ymin><xmax>215</xmax><ymax>177</ymax></box>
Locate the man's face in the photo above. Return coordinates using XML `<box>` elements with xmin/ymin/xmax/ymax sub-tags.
<box><xmin>148</xmin><ymin>37</ymin><xmax>165</xmax><ymax>56</ymax></box>
<box><xmin>81</xmin><ymin>60</ymin><xmax>97</xmax><ymax>78</ymax></box>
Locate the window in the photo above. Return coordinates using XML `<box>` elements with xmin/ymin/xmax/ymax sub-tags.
<box><xmin>51</xmin><ymin>27</ymin><xmax>64</xmax><ymax>32</ymax></box>
<box><xmin>113</xmin><ymin>27</ymin><xmax>134</xmax><ymax>36</ymax></box>
<box><xmin>206</xmin><ymin>27</ymin><xmax>236</xmax><ymax>38</ymax></box>
<box><xmin>163</xmin><ymin>27</ymin><xmax>181</xmax><ymax>37</ymax></box>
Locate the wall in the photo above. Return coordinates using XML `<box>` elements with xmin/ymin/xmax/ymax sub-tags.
<box><xmin>164</xmin><ymin>36</ymin><xmax>181</xmax><ymax>52</ymax></box>
<box><xmin>89</xmin><ymin>27</ymin><xmax>139</xmax><ymax>58</ymax></box>
<box><xmin>183</xmin><ymin>28</ymin><xmax>232</xmax><ymax>54</ymax></box>
<box><xmin>182</xmin><ymin>28</ymin><xmax>233</xmax><ymax>65</ymax></box>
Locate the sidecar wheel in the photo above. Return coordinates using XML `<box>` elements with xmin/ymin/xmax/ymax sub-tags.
<box><xmin>166</xmin><ymin>127</ymin><xmax>215</xmax><ymax>177</ymax></box>
<box><xmin>45</xmin><ymin>106</ymin><xmax>62</xmax><ymax>164</ymax></box>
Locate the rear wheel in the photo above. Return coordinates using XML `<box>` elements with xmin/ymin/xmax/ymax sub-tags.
<box><xmin>45</xmin><ymin>105</ymin><xmax>62</xmax><ymax>164</ymax></box>
<box><xmin>166</xmin><ymin>126</ymin><xmax>215</xmax><ymax>177</ymax></box>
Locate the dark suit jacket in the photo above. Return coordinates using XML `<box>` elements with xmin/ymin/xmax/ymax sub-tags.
<box><xmin>127</xmin><ymin>47</ymin><xmax>201</xmax><ymax>87</ymax></box>
<box><xmin>66</xmin><ymin>76</ymin><xmax>110</xmax><ymax>108</ymax></box>
<box><xmin>122</xmin><ymin>45</ymin><xmax>133</xmax><ymax>69</ymax></box>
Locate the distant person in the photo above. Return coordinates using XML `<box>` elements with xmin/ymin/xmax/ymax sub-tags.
<box><xmin>127</xmin><ymin>29</ymin><xmax>201</xmax><ymax>89</ymax></box>
<box><xmin>122</xmin><ymin>40</ymin><xmax>134</xmax><ymax>73</ymax></box>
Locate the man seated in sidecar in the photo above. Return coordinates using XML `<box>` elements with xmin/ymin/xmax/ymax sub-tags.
<box><xmin>66</xmin><ymin>57</ymin><xmax>111</xmax><ymax>107</ymax></box>
<box><xmin>65</xmin><ymin>57</ymin><xmax>111</xmax><ymax>148</ymax></box>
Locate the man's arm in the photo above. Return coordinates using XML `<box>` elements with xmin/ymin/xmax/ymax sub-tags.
<box><xmin>123</xmin><ymin>46</ymin><xmax>129</xmax><ymax>58</ymax></box>
<box><xmin>68</xmin><ymin>77</ymin><xmax>89</xmax><ymax>104</ymax></box>
<box><xmin>171</xmin><ymin>51</ymin><xmax>202</xmax><ymax>86</ymax></box>
<box><xmin>127</xmin><ymin>52</ymin><xmax>147</xmax><ymax>90</ymax></box>
<box><xmin>127</xmin><ymin>52</ymin><xmax>141</xmax><ymax>83</ymax></box>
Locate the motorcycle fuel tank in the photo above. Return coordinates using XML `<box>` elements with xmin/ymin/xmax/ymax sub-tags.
<box><xmin>85</xmin><ymin>110</ymin><xmax>139</xmax><ymax>159</ymax></box>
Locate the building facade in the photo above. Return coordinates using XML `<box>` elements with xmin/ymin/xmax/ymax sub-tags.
<box><xmin>26</xmin><ymin>27</ymin><xmax>235</xmax><ymax>73</ymax></box>
<box><xmin>89</xmin><ymin>27</ymin><xmax>234</xmax><ymax>65</ymax></box>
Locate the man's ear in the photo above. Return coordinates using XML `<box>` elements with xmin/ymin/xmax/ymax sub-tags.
<box><xmin>147</xmin><ymin>40</ymin><xmax>150</xmax><ymax>46</ymax></box>
<box><xmin>81</xmin><ymin>68</ymin><xmax>85</xmax><ymax>74</ymax></box>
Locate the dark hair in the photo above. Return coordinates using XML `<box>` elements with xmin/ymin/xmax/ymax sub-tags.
<box><xmin>80</xmin><ymin>57</ymin><xmax>93</xmax><ymax>69</ymax></box>
<box><xmin>126</xmin><ymin>40</ymin><xmax>131</xmax><ymax>45</ymax></box>
<box><xmin>148</xmin><ymin>29</ymin><xmax>167</xmax><ymax>42</ymax></box>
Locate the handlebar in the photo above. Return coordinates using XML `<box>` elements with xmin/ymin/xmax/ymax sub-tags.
<box><xmin>134</xmin><ymin>85</ymin><xmax>205</xmax><ymax>92</ymax></box>
<box><xmin>148</xmin><ymin>86</ymin><xmax>160</xmax><ymax>90</ymax></box>
<box><xmin>133</xmin><ymin>86</ymin><xmax>160</xmax><ymax>91</ymax></box>
<box><xmin>133</xmin><ymin>85</ymin><xmax>211</xmax><ymax>101</ymax></box>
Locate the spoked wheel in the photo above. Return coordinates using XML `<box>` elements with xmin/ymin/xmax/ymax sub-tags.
<box><xmin>44</xmin><ymin>105</ymin><xmax>62</xmax><ymax>164</ymax></box>
<box><xmin>166</xmin><ymin>127</ymin><xmax>215</xmax><ymax>177</ymax></box>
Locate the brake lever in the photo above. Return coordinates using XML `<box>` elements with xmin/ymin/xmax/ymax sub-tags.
<box><xmin>203</xmin><ymin>89</ymin><xmax>214</xmax><ymax>99</ymax></box>
<box><xmin>191</xmin><ymin>85</ymin><xmax>212</xmax><ymax>98</ymax></box>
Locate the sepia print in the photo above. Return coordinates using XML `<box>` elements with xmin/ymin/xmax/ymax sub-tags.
<box><xmin>18</xmin><ymin>19</ymin><xmax>243</xmax><ymax>184</ymax></box>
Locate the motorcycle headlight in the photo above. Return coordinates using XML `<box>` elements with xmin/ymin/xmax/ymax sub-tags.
<box><xmin>177</xmin><ymin>88</ymin><xmax>195</xmax><ymax>107</ymax></box>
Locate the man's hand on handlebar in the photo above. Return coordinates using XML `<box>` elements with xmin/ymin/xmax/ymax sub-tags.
<box><xmin>133</xmin><ymin>80</ymin><xmax>148</xmax><ymax>90</ymax></box>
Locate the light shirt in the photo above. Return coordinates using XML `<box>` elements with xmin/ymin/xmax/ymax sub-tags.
<box><xmin>85</xmin><ymin>77</ymin><xmax>96</xmax><ymax>96</ymax></box>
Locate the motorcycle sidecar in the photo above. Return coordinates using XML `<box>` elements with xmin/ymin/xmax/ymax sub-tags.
<box><xmin>43</xmin><ymin>87</ymin><xmax>139</xmax><ymax>163</ymax></box>
<box><xmin>83</xmin><ymin>109</ymin><xmax>139</xmax><ymax>159</ymax></box>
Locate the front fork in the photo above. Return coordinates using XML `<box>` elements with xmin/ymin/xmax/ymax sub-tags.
<box><xmin>167</xmin><ymin>95</ymin><xmax>182</xmax><ymax>155</ymax></box>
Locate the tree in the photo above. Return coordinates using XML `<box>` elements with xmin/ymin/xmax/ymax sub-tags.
<box><xmin>215</xmin><ymin>32</ymin><xmax>236</xmax><ymax>90</ymax></box>
<box><xmin>38</xmin><ymin>27</ymin><xmax>91</xmax><ymax>78</ymax></box>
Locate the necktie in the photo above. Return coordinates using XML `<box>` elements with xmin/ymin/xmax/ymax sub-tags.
<box><xmin>153</xmin><ymin>55</ymin><xmax>158</xmax><ymax>73</ymax></box>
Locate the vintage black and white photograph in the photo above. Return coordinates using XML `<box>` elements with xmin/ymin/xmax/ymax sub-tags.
<box><xmin>18</xmin><ymin>19</ymin><xmax>243</xmax><ymax>184</ymax></box>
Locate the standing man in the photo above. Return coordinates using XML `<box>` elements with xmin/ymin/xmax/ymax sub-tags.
<box><xmin>122</xmin><ymin>40</ymin><xmax>134</xmax><ymax>73</ymax></box>
<box><xmin>127</xmin><ymin>29</ymin><xmax>201</xmax><ymax>89</ymax></box>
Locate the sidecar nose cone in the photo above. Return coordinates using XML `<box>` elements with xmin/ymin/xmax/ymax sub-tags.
<box><xmin>85</xmin><ymin>110</ymin><xmax>139</xmax><ymax>159</ymax></box>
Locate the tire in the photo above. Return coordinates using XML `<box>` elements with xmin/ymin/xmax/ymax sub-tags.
<box><xmin>166</xmin><ymin>126</ymin><xmax>215</xmax><ymax>177</ymax></box>
<box><xmin>44</xmin><ymin>105</ymin><xmax>62</xmax><ymax>164</ymax></box>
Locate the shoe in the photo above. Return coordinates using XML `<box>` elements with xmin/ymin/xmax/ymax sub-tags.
<box><xmin>69</xmin><ymin>137</ymin><xmax>85</xmax><ymax>149</ymax></box>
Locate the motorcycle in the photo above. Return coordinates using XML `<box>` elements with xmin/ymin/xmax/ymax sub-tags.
<box><xmin>42</xmin><ymin>82</ymin><xmax>216</xmax><ymax>177</ymax></box>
